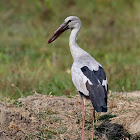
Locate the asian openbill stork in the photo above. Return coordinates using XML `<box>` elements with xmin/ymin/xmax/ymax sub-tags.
<box><xmin>48</xmin><ymin>16</ymin><xmax>108</xmax><ymax>140</ymax></box>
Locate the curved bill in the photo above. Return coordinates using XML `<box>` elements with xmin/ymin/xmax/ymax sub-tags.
<box><xmin>48</xmin><ymin>22</ymin><xmax>69</xmax><ymax>44</ymax></box>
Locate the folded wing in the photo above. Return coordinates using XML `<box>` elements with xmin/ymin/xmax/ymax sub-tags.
<box><xmin>81</xmin><ymin>66</ymin><xmax>108</xmax><ymax>112</ymax></box>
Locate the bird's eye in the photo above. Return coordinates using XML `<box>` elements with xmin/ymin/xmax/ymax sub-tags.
<box><xmin>67</xmin><ymin>20</ymin><xmax>72</xmax><ymax>24</ymax></box>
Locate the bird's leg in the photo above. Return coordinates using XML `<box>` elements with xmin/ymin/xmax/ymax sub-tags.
<box><xmin>92</xmin><ymin>109</ymin><xmax>95</xmax><ymax>140</ymax></box>
<box><xmin>81</xmin><ymin>98</ymin><xmax>85</xmax><ymax>140</ymax></box>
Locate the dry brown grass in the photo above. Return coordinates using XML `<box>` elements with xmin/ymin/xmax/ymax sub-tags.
<box><xmin>0</xmin><ymin>91</ymin><xmax>140</xmax><ymax>139</ymax></box>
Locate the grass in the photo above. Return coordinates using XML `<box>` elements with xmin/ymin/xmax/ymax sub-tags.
<box><xmin>97</xmin><ymin>114</ymin><xmax>117</xmax><ymax>121</ymax></box>
<box><xmin>0</xmin><ymin>0</ymin><xmax>140</xmax><ymax>99</ymax></box>
<box><xmin>25</xmin><ymin>128</ymin><xmax>57</xmax><ymax>140</ymax></box>
<box><xmin>13</xmin><ymin>100</ymin><xmax>23</xmax><ymax>107</ymax></box>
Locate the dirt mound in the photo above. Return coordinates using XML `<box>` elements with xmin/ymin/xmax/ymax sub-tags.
<box><xmin>0</xmin><ymin>91</ymin><xmax>140</xmax><ymax>140</ymax></box>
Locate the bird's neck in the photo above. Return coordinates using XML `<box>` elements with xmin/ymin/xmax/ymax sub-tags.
<box><xmin>69</xmin><ymin>28</ymin><xmax>84</xmax><ymax>60</ymax></box>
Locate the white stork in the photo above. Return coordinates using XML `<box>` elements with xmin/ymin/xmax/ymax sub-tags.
<box><xmin>48</xmin><ymin>16</ymin><xmax>108</xmax><ymax>140</ymax></box>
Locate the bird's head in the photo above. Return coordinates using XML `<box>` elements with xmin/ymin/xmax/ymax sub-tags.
<box><xmin>64</xmin><ymin>16</ymin><xmax>81</xmax><ymax>30</ymax></box>
<box><xmin>48</xmin><ymin>16</ymin><xmax>81</xmax><ymax>43</ymax></box>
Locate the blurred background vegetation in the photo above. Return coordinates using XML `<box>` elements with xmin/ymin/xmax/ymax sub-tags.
<box><xmin>0</xmin><ymin>0</ymin><xmax>140</xmax><ymax>99</ymax></box>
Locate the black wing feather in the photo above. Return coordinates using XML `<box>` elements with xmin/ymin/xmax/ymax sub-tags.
<box><xmin>81</xmin><ymin>66</ymin><xmax>108</xmax><ymax>112</ymax></box>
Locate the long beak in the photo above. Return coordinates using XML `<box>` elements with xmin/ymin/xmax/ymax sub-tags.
<box><xmin>48</xmin><ymin>22</ymin><xmax>69</xmax><ymax>44</ymax></box>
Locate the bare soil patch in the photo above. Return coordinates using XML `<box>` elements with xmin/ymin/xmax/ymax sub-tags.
<box><xmin>0</xmin><ymin>91</ymin><xmax>140</xmax><ymax>140</ymax></box>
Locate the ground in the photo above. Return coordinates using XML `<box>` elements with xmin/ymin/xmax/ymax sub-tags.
<box><xmin>0</xmin><ymin>91</ymin><xmax>140</xmax><ymax>140</ymax></box>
